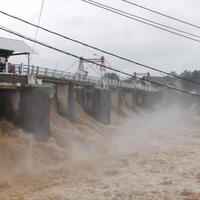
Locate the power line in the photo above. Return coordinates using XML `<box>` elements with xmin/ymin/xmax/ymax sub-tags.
<box><xmin>82</xmin><ymin>0</ymin><xmax>200</xmax><ymax>43</ymax></box>
<box><xmin>0</xmin><ymin>24</ymin><xmax>199</xmax><ymax>98</ymax></box>
<box><xmin>83</xmin><ymin>0</ymin><xmax>200</xmax><ymax>40</ymax></box>
<box><xmin>0</xmin><ymin>10</ymin><xmax>199</xmax><ymax>86</ymax></box>
<box><xmin>32</xmin><ymin>0</ymin><xmax>45</xmax><ymax>53</ymax></box>
<box><xmin>122</xmin><ymin>0</ymin><xmax>200</xmax><ymax>30</ymax></box>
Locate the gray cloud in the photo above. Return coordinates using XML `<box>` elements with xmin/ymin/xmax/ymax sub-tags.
<box><xmin>0</xmin><ymin>0</ymin><xmax>200</xmax><ymax>76</ymax></box>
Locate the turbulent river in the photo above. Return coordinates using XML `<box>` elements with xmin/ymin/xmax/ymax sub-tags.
<box><xmin>1</xmin><ymin>101</ymin><xmax>200</xmax><ymax>200</ymax></box>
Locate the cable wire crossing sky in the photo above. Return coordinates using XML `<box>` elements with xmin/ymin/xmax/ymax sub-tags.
<box><xmin>0</xmin><ymin>0</ymin><xmax>200</xmax><ymax>75</ymax></box>
<box><xmin>0</xmin><ymin>23</ymin><xmax>199</xmax><ymax>97</ymax></box>
<box><xmin>1</xmin><ymin>8</ymin><xmax>200</xmax><ymax>85</ymax></box>
<box><xmin>122</xmin><ymin>0</ymin><xmax>200</xmax><ymax>29</ymax></box>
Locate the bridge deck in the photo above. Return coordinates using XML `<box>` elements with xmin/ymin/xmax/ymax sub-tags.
<box><xmin>0</xmin><ymin>64</ymin><xmax>153</xmax><ymax>91</ymax></box>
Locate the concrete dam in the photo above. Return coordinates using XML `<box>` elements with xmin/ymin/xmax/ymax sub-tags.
<box><xmin>0</xmin><ymin>74</ymin><xmax>161</xmax><ymax>140</ymax></box>
<box><xmin>0</xmin><ymin>37</ymin><xmax>163</xmax><ymax>140</ymax></box>
<box><xmin>2</xmin><ymin>2</ymin><xmax>200</xmax><ymax>198</ymax></box>
<box><xmin>1</xmin><ymin>37</ymin><xmax>200</xmax><ymax>200</ymax></box>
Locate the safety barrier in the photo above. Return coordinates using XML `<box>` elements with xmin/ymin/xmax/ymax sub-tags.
<box><xmin>12</xmin><ymin>64</ymin><xmax>153</xmax><ymax>91</ymax></box>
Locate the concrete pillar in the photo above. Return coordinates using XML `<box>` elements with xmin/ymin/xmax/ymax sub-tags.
<box><xmin>92</xmin><ymin>88</ymin><xmax>111</xmax><ymax>125</ymax></box>
<box><xmin>20</xmin><ymin>86</ymin><xmax>50</xmax><ymax>140</ymax></box>
<box><xmin>111</xmin><ymin>88</ymin><xmax>122</xmax><ymax>113</ymax></box>
<box><xmin>55</xmin><ymin>82</ymin><xmax>75</xmax><ymax>121</ymax></box>
<box><xmin>68</xmin><ymin>82</ymin><xmax>75</xmax><ymax>121</ymax></box>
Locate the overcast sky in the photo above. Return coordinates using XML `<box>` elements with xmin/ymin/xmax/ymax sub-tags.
<box><xmin>0</xmin><ymin>0</ymin><xmax>200</xmax><ymax>77</ymax></box>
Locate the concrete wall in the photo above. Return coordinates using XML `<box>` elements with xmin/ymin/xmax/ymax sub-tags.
<box><xmin>20</xmin><ymin>86</ymin><xmax>51</xmax><ymax>140</ymax></box>
<box><xmin>0</xmin><ymin>82</ymin><xmax>164</xmax><ymax>141</ymax></box>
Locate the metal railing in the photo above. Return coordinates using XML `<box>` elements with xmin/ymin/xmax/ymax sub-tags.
<box><xmin>12</xmin><ymin>64</ymin><xmax>153</xmax><ymax>91</ymax></box>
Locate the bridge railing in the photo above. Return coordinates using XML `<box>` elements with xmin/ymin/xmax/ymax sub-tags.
<box><xmin>105</xmin><ymin>79</ymin><xmax>153</xmax><ymax>91</ymax></box>
<box><xmin>12</xmin><ymin>64</ymin><xmax>153</xmax><ymax>91</ymax></box>
<box><xmin>14</xmin><ymin>64</ymin><xmax>97</xmax><ymax>83</ymax></box>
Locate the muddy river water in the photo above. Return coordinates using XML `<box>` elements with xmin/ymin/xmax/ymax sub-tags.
<box><xmin>1</xmin><ymin>103</ymin><xmax>200</xmax><ymax>200</ymax></box>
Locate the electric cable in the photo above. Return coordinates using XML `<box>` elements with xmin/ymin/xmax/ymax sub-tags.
<box><xmin>0</xmin><ymin>24</ymin><xmax>199</xmax><ymax>97</ymax></box>
<box><xmin>0</xmin><ymin>9</ymin><xmax>199</xmax><ymax>85</ymax></box>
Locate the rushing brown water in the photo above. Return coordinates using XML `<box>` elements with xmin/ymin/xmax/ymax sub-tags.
<box><xmin>1</xmin><ymin>101</ymin><xmax>200</xmax><ymax>200</ymax></box>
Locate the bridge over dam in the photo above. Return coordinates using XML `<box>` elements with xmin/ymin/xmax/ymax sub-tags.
<box><xmin>0</xmin><ymin>37</ymin><xmax>162</xmax><ymax>140</ymax></box>
<box><xmin>0</xmin><ymin>64</ymin><xmax>162</xmax><ymax>140</ymax></box>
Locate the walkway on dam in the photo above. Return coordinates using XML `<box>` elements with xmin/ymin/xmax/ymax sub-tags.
<box><xmin>0</xmin><ymin>64</ymin><xmax>153</xmax><ymax>91</ymax></box>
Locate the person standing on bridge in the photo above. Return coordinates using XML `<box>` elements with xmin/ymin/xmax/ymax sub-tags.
<box><xmin>0</xmin><ymin>57</ymin><xmax>6</xmax><ymax>72</ymax></box>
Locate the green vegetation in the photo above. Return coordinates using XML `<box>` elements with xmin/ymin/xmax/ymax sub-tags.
<box><xmin>180</xmin><ymin>70</ymin><xmax>200</xmax><ymax>91</ymax></box>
